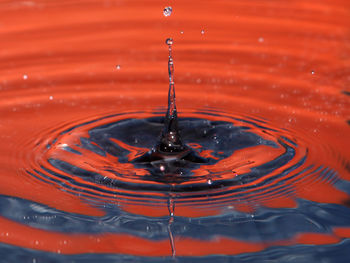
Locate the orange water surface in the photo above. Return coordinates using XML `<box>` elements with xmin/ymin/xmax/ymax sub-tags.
<box><xmin>0</xmin><ymin>0</ymin><xmax>349</xmax><ymax>260</ymax></box>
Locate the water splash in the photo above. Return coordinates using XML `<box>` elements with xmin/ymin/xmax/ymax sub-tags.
<box><xmin>134</xmin><ymin>39</ymin><xmax>205</xmax><ymax>165</ymax></box>
<box><xmin>157</xmin><ymin>38</ymin><xmax>186</xmax><ymax>154</ymax></box>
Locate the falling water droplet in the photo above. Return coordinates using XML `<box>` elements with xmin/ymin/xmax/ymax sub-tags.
<box><xmin>163</xmin><ymin>6</ymin><xmax>172</xmax><ymax>17</ymax></box>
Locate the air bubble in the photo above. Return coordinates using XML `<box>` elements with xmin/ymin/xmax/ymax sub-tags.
<box><xmin>163</xmin><ymin>6</ymin><xmax>172</xmax><ymax>17</ymax></box>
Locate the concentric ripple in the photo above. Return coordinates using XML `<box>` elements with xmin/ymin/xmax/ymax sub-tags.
<box><xmin>25</xmin><ymin>109</ymin><xmax>339</xmax><ymax>216</ymax></box>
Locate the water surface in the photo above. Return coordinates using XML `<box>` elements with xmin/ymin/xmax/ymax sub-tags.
<box><xmin>0</xmin><ymin>0</ymin><xmax>350</xmax><ymax>262</ymax></box>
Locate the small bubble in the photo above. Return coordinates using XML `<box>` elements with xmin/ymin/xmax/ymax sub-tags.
<box><xmin>201</xmin><ymin>29</ymin><xmax>205</xmax><ymax>35</ymax></box>
<box><xmin>23</xmin><ymin>74</ymin><xmax>28</xmax><ymax>80</ymax></box>
<box><xmin>311</xmin><ymin>70</ymin><xmax>315</xmax><ymax>75</ymax></box>
<box><xmin>49</xmin><ymin>96</ymin><xmax>53</xmax><ymax>100</ymax></box>
<box><xmin>166</xmin><ymin>38</ymin><xmax>173</xmax><ymax>46</ymax></box>
<box><xmin>163</xmin><ymin>6</ymin><xmax>172</xmax><ymax>17</ymax></box>
<box><xmin>207</xmin><ymin>179</ymin><xmax>212</xmax><ymax>185</ymax></box>
<box><xmin>258</xmin><ymin>37</ymin><xmax>264</xmax><ymax>43</ymax></box>
<box><xmin>160</xmin><ymin>165</ymin><xmax>165</xmax><ymax>172</ymax></box>
<box><xmin>116</xmin><ymin>65</ymin><xmax>121</xmax><ymax>70</ymax></box>
<box><xmin>180</xmin><ymin>31</ymin><xmax>184</xmax><ymax>34</ymax></box>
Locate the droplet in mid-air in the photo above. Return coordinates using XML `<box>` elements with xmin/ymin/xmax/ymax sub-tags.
<box><xmin>165</xmin><ymin>38</ymin><xmax>173</xmax><ymax>46</ymax></box>
<box><xmin>163</xmin><ymin>6</ymin><xmax>172</xmax><ymax>17</ymax></box>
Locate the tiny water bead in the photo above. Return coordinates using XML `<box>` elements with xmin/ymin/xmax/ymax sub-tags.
<box><xmin>165</xmin><ymin>38</ymin><xmax>173</xmax><ymax>46</ymax></box>
<box><xmin>163</xmin><ymin>6</ymin><xmax>172</xmax><ymax>17</ymax></box>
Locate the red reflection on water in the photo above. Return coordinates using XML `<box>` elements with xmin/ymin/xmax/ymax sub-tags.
<box><xmin>1</xmin><ymin>214</ymin><xmax>350</xmax><ymax>256</ymax></box>
<box><xmin>0</xmin><ymin>0</ymin><xmax>349</xmax><ymax>257</ymax></box>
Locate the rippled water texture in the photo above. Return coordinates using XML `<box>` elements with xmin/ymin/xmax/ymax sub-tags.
<box><xmin>0</xmin><ymin>0</ymin><xmax>350</xmax><ymax>262</ymax></box>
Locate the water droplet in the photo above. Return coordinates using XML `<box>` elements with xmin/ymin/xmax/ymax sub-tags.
<box><xmin>311</xmin><ymin>70</ymin><xmax>315</xmax><ymax>75</ymax></box>
<box><xmin>180</xmin><ymin>31</ymin><xmax>184</xmax><ymax>34</ymax></box>
<box><xmin>116</xmin><ymin>65</ymin><xmax>121</xmax><ymax>70</ymax></box>
<box><xmin>165</xmin><ymin>38</ymin><xmax>173</xmax><ymax>46</ymax></box>
<box><xmin>163</xmin><ymin>6</ymin><xmax>172</xmax><ymax>17</ymax></box>
<box><xmin>201</xmin><ymin>29</ymin><xmax>205</xmax><ymax>35</ymax></box>
<box><xmin>258</xmin><ymin>37</ymin><xmax>264</xmax><ymax>43</ymax></box>
<box><xmin>160</xmin><ymin>165</ymin><xmax>165</xmax><ymax>172</ymax></box>
<box><xmin>207</xmin><ymin>179</ymin><xmax>212</xmax><ymax>185</ymax></box>
<box><xmin>23</xmin><ymin>74</ymin><xmax>28</xmax><ymax>80</ymax></box>
<box><xmin>49</xmin><ymin>96</ymin><xmax>53</xmax><ymax>100</ymax></box>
